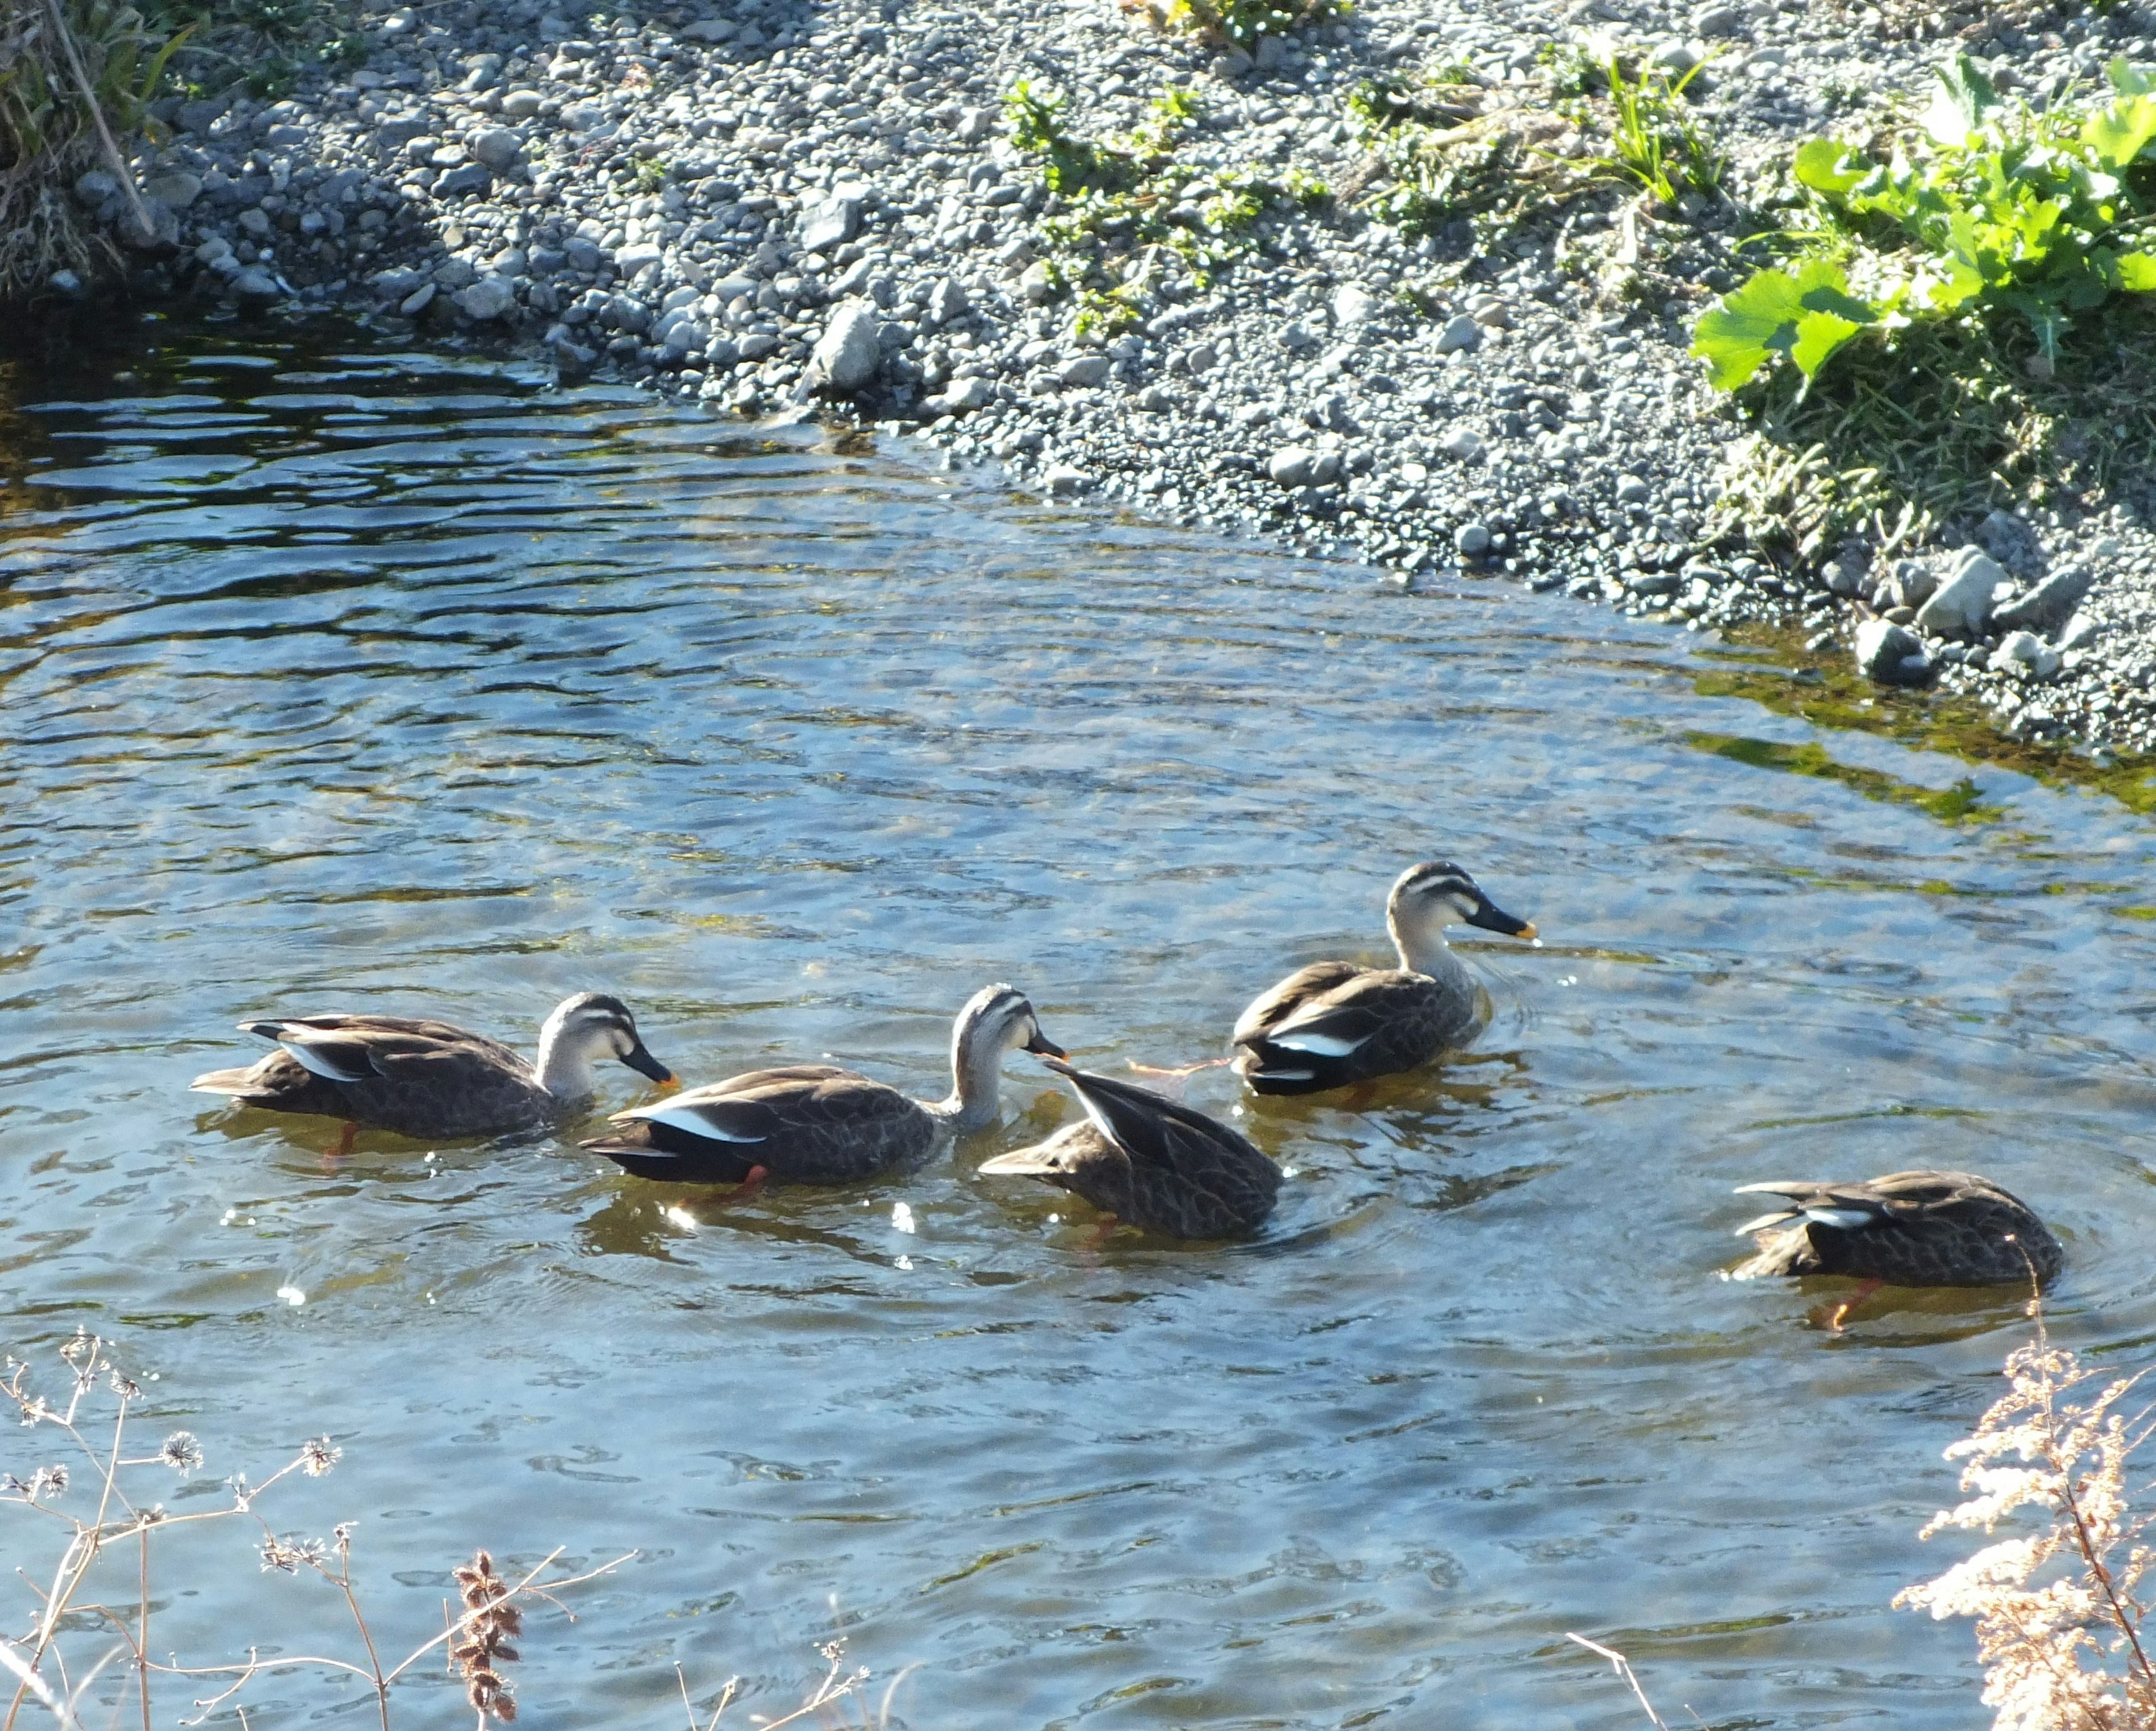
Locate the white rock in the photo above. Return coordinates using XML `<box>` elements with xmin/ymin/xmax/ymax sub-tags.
<box><xmin>1914</xmin><ymin>547</ymin><xmax>2007</xmax><ymax>641</ymax></box>
<box><xmin>801</xmin><ymin>191</ymin><xmax>863</xmax><ymax>253</ymax></box>
<box><xmin>926</xmin><ymin>277</ymin><xmax>967</xmax><ymax>326</ymax></box>
<box><xmin>616</xmin><ymin>241</ymin><xmax>664</xmax><ymax>275</ymax></box>
<box><xmin>934</xmin><ymin>375</ymin><xmax>995</xmax><ymax>413</ymax></box>
<box><xmin>501</xmin><ymin>89</ymin><xmax>544</xmax><ymax>118</ymax></box>
<box><xmin>1331</xmin><ymin>282</ymin><xmax>1378</xmax><ymax>325</ymax></box>
<box><xmin>1433</xmin><ymin>313</ymin><xmax>1482</xmax><ymax>354</ymax></box>
<box><xmin>1268</xmin><ymin>445</ymin><xmax>1318</xmax><ymax>487</ymax></box>
<box><xmin>2056</xmin><ymin>610</ymin><xmax>2102</xmax><ymax>653</ymax></box>
<box><xmin>806</xmin><ymin>299</ymin><xmax>881</xmax><ymax>394</ymax></box>
<box><xmin>1993</xmin><ymin>563</ymin><xmax>2095</xmax><ymax>634</ymax></box>
<box><xmin>1989</xmin><ymin>630</ymin><xmax>2063</xmax><ymax>680</ymax></box>
<box><xmin>1019</xmin><ymin>260</ymin><xmax>1055</xmax><ymax>304</ymax></box>
<box><xmin>1058</xmin><ymin>354</ymin><xmax>1109</xmax><ymax>387</ymax></box>
<box><xmin>1455</xmin><ymin>521</ymin><xmax>1491</xmax><ymax>556</ymax></box>
<box><xmin>1438</xmin><ymin>427</ymin><xmax>1484</xmax><ymax>463</ymax></box>
<box><xmin>1468</xmin><ymin>295</ymin><xmax>1513</xmax><ymax>328</ymax></box>
<box><xmin>1044</xmin><ymin>463</ymin><xmax>1089</xmax><ymax>495</ymax></box>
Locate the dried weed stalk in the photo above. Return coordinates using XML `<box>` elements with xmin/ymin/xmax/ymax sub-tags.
<box><xmin>1</xmin><ymin>1331</ymin><xmax>624</xmax><ymax>1731</ymax></box>
<box><xmin>676</xmin><ymin>1639</ymin><xmax>909</xmax><ymax>1731</ymax></box>
<box><xmin>1897</xmin><ymin>1321</ymin><xmax>2156</xmax><ymax>1731</ymax></box>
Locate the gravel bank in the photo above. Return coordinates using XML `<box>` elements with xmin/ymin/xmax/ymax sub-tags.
<box><xmin>63</xmin><ymin>0</ymin><xmax>2156</xmax><ymax>756</ymax></box>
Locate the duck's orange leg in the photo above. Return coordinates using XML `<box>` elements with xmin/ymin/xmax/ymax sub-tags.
<box><xmin>325</xmin><ymin>1122</ymin><xmax>357</xmax><ymax>1159</ymax></box>
<box><xmin>724</xmin><ymin>1164</ymin><xmax>771</xmax><ymax>1203</ymax></box>
<box><xmin>1811</xmin><ymin>1278</ymin><xmax>1884</xmax><ymax>1332</ymax></box>
<box><xmin>1127</xmin><ymin>1056</ymin><xmax>1233</xmax><ymax>1082</ymax></box>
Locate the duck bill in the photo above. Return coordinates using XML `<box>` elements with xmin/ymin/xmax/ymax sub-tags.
<box><xmin>1024</xmin><ymin>1027</ymin><xmax>1069</xmax><ymax>1059</ymax></box>
<box><xmin>622</xmin><ymin>1042</ymin><xmax>676</xmax><ymax>1084</ymax></box>
<box><xmin>1467</xmin><ymin>899</ymin><xmax>1536</xmax><ymax>940</ymax></box>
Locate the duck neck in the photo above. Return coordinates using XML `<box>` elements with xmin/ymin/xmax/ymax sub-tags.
<box><xmin>929</xmin><ymin>1029</ymin><xmax>1004</xmax><ymax>1135</ymax></box>
<box><xmin>1390</xmin><ymin>911</ymin><xmax>1461</xmax><ymax>983</ymax></box>
<box><xmin>533</xmin><ymin>1018</ymin><xmax>598</xmax><ymax>1102</ymax></box>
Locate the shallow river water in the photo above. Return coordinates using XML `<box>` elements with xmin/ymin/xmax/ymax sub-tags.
<box><xmin>4</xmin><ymin>315</ymin><xmax>2156</xmax><ymax>1730</ymax></box>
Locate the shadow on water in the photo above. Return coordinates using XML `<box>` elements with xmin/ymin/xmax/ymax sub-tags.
<box><xmin>6</xmin><ymin>311</ymin><xmax>2156</xmax><ymax>1730</ymax></box>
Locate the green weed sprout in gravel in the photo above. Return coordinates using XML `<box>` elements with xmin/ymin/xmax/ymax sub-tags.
<box><xmin>1005</xmin><ymin>81</ymin><xmax>1324</xmax><ymax>332</ymax></box>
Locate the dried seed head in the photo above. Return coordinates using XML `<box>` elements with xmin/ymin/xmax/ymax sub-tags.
<box><xmin>160</xmin><ymin>1432</ymin><xmax>204</xmax><ymax>1474</ymax></box>
<box><xmin>299</xmin><ymin>1436</ymin><xmax>341</xmax><ymax>1477</ymax></box>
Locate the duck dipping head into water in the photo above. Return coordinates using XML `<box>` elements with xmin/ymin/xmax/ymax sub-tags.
<box><xmin>979</xmin><ymin>1056</ymin><xmax>1281</xmax><ymax>1240</ymax></box>
<box><xmin>583</xmin><ymin>982</ymin><xmax>1064</xmax><ymax>1188</ymax></box>
<box><xmin>1232</xmin><ymin>860</ymin><xmax>1536</xmax><ymax>1095</ymax></box>
<box><xmin>190</xmin><ymin>992</ymin><xmax>674</xmax><ymax>1147</ymax></box>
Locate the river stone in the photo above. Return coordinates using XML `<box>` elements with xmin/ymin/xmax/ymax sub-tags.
<box><xmin>1854</xmin><ymin>618</ymin><xmax>1930</xmax><ymax>685</ymax></box>
<box><xmin>801</xmin><ymin>191</ymin><xmax>864</xmax><ymax>252</ymax></box>
<box><xmin>936</xmin><ymin>376</ymin><xmax>994</xmax><ymax>413</ymax></box>
<box><xmin>470</xmin><ymin>127</ymin><xmax>521</xmax><ymax>171</ymax></box>
<box><xmin>1438</xmin><ymin>427</ymin><xmax>1485</xmax><ymax>463</ymax></box>
<box><xmin>1044</xmin><ymin>463</ymin><xmax>1089</xmax><ymax>495</ymax></box>
<box><xmin>616</xmin><ymin>241</ymin><xmax>664</xmax><ymax>276</ymax></box>
<box><xmin>1913</xmin><ymin>547</ymin><xmax>2006</xmax><ymax>641</ymax></box>
<box><xmin>564</xmin><ymin>236</ymin><xmax>602</xmax><ymax>272</ymax></box>
<box><xmin>457</xmin><ymin>277</ymin><xmax>517</xmax><ymax>320</ymax></box>
<box><xmin>1332</xmin><ymin>283</ymin><xmax>1378</xmax><ymax>325</ymax></box>
<box><xmin>231</xmin><ymin>266</ymin><xmax>283</xmax><ymax>303</ymax></box>
<box><xmin>141</xmin><ymin>171</ymin><xmax>202</xmax><ymax>209</ymax></box>
<box><xmin>807</xmin><ymin>299</ymin><xmax>882</xmax><ymax>394</ymax></box>
<box><xmin>1989</xmin><ymin>629</ymin><xmax>2063</xmax><ymax>680</ymax></box>
<box><xmin>926</xmin><ymin>277</ymin><xmax>967</xmax><ymax>326</ymax></box>
<box><xmin>1992</xmin><ymin>564</ymin><xmax>2094</xmax><ymax>635</ymax></box>
<box><xmin>1434</xmin><ymin>313</ymin><xmax>1482</xmax><ymax>354</ymax></box>
<box><xmin>2056</xmin><ymin>611</ymin><xmax>2102</xmax><ymax>654</ymax></box>
<box><xmin>1057</xmin><ymin>354</ymin><xmax>1108</xmax><ymax>388</ymax></box>
<box><xmin>1268</xmin><ymin>445</ymin><xmax>1318</xmax><ymax>487</ymax></box>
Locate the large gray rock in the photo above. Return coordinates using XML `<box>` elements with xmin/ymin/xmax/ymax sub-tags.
<box><xmin>1268</xmin><ymin>445</ymin><xmax>1318</xmax><ymax>487</ymax></box>
<box><xmin>1991</xmin><ymin>564</ymin><xmax>2094</xmax><ymax>636</ymax></box>
<box><xmin>457</xmin><ymin>277</ymin><xmax>518</xmax><ymax>320</ymax></box>
<box><xmin>801</xmin><ymin>190</ymin><xmax>864</xmax><ymax>253</ymax></box>
<box><xmin>469</xmin><ymin>127</ymin><xmax>521</xmax><ymax>171</ymax></box>
<box><xmin>1913</xmin><ymin>547</ymin><xmax>2007</xmax><ymax>641</ymax></box>
<box><xmin>1854</xmin><ymin>618</ymin><xmax>1931</xmax><ymax>685</ymax></box>
<box><xmin>141</xmin><ymin>171</ymin><xmax>202</xmax><ymax>209</ymax></box>
<box><xmin>1058</xmin><ymin>354</ymin><xmax>1109</xmax><ymax>388</ymax></box>
<box><xmin>1434</xmin><ymin>313</ymin><xmax>1482</xmax><ymax>354</ymax></box>
<box><xmin>1989</xmin><ymin>629</ymin><xmax>2062</xmax><ymax>681</ymax></box>
<box><xmin>806</xmin><ymin>300</ymin><xmax>882</xmax><ymax>394</ymax></box>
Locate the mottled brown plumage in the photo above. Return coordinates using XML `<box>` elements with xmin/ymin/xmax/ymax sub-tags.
<box><xmin>1730</xmin><ymin>1170</ymin><xmax>2062</xmax><ymax>1288</ymax></box>
<box><xmin>189</xmin><ymin>994</ymin><xmax>671</xmax><ymax>1140</ymax></box>
<box><xmin>583</xmin><ymin>984</ymin><xmax>1061</xmax><ymax>1187</ymax></box>
<box><xmin>979</xmin><ymin>1058</ymin><xmax>1281</xmax><ymax>1240</ymax></box>
<box><xmin>1233</xmin><ymin>861</ymin><xmax>1534</xmax><ymax>1094</ymax></box>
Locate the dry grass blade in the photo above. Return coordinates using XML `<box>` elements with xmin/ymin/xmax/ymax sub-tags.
<box><xmin>1564</xmin><ymin>1632</ymin><xmax>1671</xmax><ymax>1730</ymax></box>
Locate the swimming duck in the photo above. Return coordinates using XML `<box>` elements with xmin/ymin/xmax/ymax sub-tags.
<box><xmin>1730</xmin><ymin>1170</ymin><xmax>2062</xmax><ymax>1289</ymax></box>
<box><xmin>1232</xmin><ymin>861</ymin><xmax>1536</xmax><ymax>1094</ymax></box>
<box><xmin>190</xmin><ymin>993</ymin><xmax>673</xmax><ymax>1143</ymax></box>
<box><xmin>979</xmin><ymin>1057</ymin><xmax>1281</xmax><ymax>1239</ymax></box>
<box><xmin>582</xmin><ymin>983</ymin><xmax>1061</xmax><ymax>1186</ymax></box>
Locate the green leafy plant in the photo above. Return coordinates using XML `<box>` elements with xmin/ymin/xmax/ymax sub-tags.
<box><xmin>1695</xmin><ymin>54</ymin><xmax>2156</xmax><ymax>393</ymax></box>
<box><xmin>634</xmin><ymin>156</ymin><xmax>668</xmax><ymax>193</ymax></box>
<box><xmin>1346</xmin><ymin>67</ymin><xmax>1588</xmax><ymax>238</ymax></box>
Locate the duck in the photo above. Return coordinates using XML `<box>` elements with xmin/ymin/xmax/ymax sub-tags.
<box><xmin>190</xmin><ymin>992</ymin><xmax>674</xmax><ymax>1145</ymax></box>
<box><xmin>1729</xmin><ymin>1170</ymin><xmax>2063</xmax><ymax>1289</ymax></box>
<box><xmin>582</xmin><ymin>983</ymin><xmax>1061</xmax><ymax>1186</ymax></box>
<box><xmin>978</xmin><ymin>1057</ymin><xmax>1281</xmax><ymax>1239</ymax></box>
<box><xmin>1232</xmin><ymin>860</ymin><xmax>1536</xmax><ymax>1094</ymax></box>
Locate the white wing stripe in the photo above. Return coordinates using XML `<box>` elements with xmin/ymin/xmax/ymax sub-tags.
<box><xmin>625</xmin><ymin>1103</ymin><xmax>766</xmax><ymax>1143</ymax></box>
<box><xmin>1267</xmin><ymin>1029</ymin><xmax>1372</xmax><ymax>1057</ymax></box>
<box><xmin>280</xmin><ymin>1040</ymin><xmax>369</xmax><ymax>1082</ymax></box>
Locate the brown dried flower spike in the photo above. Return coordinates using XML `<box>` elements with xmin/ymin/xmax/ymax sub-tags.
<box><xmin>451</xmin><ymin>1549</ymin><xmax>522</xmax><ymax>1725</ymax></box>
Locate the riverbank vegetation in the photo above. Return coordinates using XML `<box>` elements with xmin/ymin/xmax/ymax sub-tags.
<box><xmin>1694</xmin><ymin>54</ymin><xmax>2156</xmax><ymax>564</ymax></box>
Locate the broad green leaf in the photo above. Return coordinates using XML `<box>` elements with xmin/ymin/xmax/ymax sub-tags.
<box><xmin>1924</xmin><ymin>53</ymin><xmax>1999</xmax><ymax>145</ymax></box>
<box><xmin>1690</xmin><ymin>259</ymin><xmax>1876</xmax><ymax>391</ymax></box>
<box><xmin>1789</xmin><ymin>309</ymin><xmax>1863</xmax><ymax>377</ymax></box>
<box><xmin>2082</xmin><ymin>93</ymin><xmax>2156</xmax><ymax>171</ymax></box>
<box><xmin>2111</xmin><ymin>57</ymin><xmax>2155</xmax><ymax>98</ymax></box>
<box><xmin>1793</xmin><ymin>137</ymin><xmax>1868</xmax><ymax>196</ymax></box>
<box><xmin>2120</xmin><ymin>252</ymin><xmax>2156</xmax><ymax>291</ymax></box>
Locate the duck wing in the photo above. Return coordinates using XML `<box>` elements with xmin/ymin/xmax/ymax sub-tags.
<box><xmin>1233</xmin><ymin>966</ymin><xmax>1449</xmax><ymax>1093</ymax></box>
<box><xmin>586</xmin><ymin>1065</ymin><xmax>934</xmax><ymax>1185</ymax></box>
<box><xmin>1730</xmin><ymin>1170</ymin><xmax>2060</xmax><ymax>1286</ymax></box>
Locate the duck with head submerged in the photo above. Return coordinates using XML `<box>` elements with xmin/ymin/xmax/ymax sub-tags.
<box><xmin>1232</xmin><ymin>860</ymin><xmax>1536</xmax><ymax>1095</ymax></box>
<box><xmin>190</xmin><ymin>992</ymin><xmax>674</xmax><ymax>1148</ymax></box>
<box><xmin>979</xmin><ymin>1056</ymin><xmax>1281</xmax><ymax>1240</ymax></box>
<box><xmin>582</xmin><ymin>983</ymin><xmax>1063</xmax><ymax>1188</ymax></box>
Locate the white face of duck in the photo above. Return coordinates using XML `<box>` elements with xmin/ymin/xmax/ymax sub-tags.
<box><xmin>1386</xmin><ymin>862</ymin><xmax>1537</xmax><ymax>969</ymax></box>
<box><xmin>944</xmin><ymin>983</ymin><xmax>1065</xmax><ymax>1128</ymax></box>
<box><xmin>535</xmin><ymin>993</ymin><xmax>674</xmax><ymax>1099</ymax></box>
